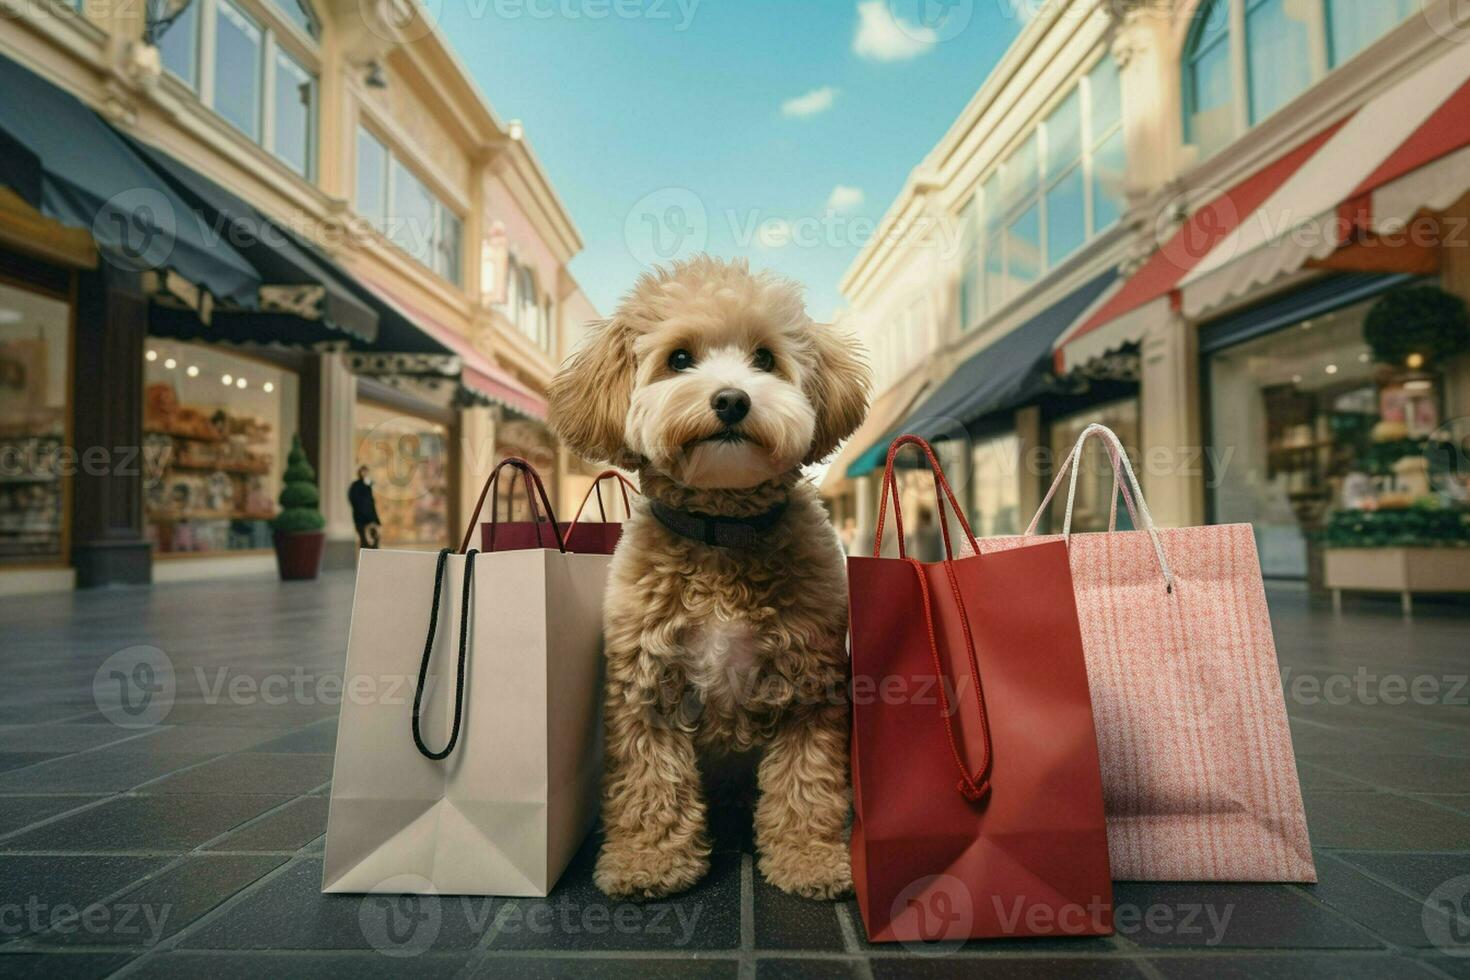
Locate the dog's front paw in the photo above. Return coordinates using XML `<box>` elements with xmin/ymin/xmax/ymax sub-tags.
<box><xmin>594</xmin><ymin>836</ymin><xmax>710</xmax><ymax>900</ymax></box>
<box><xmin>758</xmin><ymin>838</ymin><xmax>853</xmax><ymax>900</ymax></box>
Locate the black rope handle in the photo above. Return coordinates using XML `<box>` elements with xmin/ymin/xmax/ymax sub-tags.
<box><xmin>411</xmin><ymin>547</ymin><xmax>478</xmax><ymax>761</ymax></box>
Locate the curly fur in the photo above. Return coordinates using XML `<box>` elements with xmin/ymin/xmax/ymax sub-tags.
<box><xmin>548</xmin><ymin>256</ymin><xmax>870</xmax><ymax>900</ymax></box>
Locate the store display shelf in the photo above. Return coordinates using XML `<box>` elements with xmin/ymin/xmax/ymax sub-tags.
<box><xmin>1325</xmin><ymin>546</ymin><xmax>1470</xmax><ymax>616</ymax></box>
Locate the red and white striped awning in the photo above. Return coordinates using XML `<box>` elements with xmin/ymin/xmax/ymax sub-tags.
<box><xmin>1055</xmin><ymin>40</ymin><xmax>1470</xmax><ymax>374</ymax></box>
<box><xmin>359</xmin><ymin>275</ymin><xmax>549</xmax><ymax>420</ymax></box>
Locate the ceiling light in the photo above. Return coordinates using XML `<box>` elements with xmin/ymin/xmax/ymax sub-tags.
<box><xmin>1325</xmin><ymin>364</ymin><xmax>1338</xmax><ymax>375</ymax></box>
<box><xmin>186</xmin><ymin>365</ymin><xmax>199</xmax><ymax>377</ymax></box>
<box><xmin>236</xmin><ymin>377</ymin><xmax>247</xmax><ymax>389</ymax></box>
<box><xmin>146</xmin><ymin>350</ymin><xmax>158</xmax><ymax>362</ymax></box>
<box><xmin>1358</xmin><ymin>352</ymin><xmax>1370</xmax><ymax>363</ymax></box>
<box><xmin>1406</xmin><ymin>352</ymin><xmax>1425</xmax><ymax>369</ymax></box>
<box><xmin>164</xmin><ymin>358</ymin><xmax>177</xmax><ymax>369</ymax></box>
<box><xmin>0</xmin><ymin>309</ymin><xmax>21</xmax><ymax>325</ymax></box>
<box><xmin>1291</xmin><ymin>374</ymin><xmax>1302</xmax><ymax>384</ymax></box>
<box><xmin>262</xmin><ymin>381</ymin><xmax>275</xmax><ymax>393</ymax></box>
<box><xmin>222</xmin><ymin>374</ymin><xmax>233</xmax><ymax>385</ymax></box>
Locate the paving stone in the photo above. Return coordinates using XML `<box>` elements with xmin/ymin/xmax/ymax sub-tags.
<box><xmin>1302</xmin><ymin>791</ymin><xmax>1470</xmax><ymax>850</ymax></box>
<box><xmin>1337</xmin><ymin>852</ymin><xmax>1470</xmax><ymax>901</ymax></box>
<box><xmin>180</xmin><ymin>859</ymin><xmax>491</xmax><ymax>951</ymax></box>
<box><xmin>1304</xmin><ymin>854</ymin><xmax>1455</xmax><ymax>947</ymax></box>
<box><xmin>0</xmin><ymin>725</ymin><xmax>138</xmax><ymax>753</ymax></box>
<box><xmin>34</xmin><ymin>854</ymin><xmax>287</xmax><ymax>947</ymax></box>
<box><xmin>469</xmin><ymin>958</ymin><xmax>741</xmax><ymax>979</ymax></box>
<box><xmin>114</xmin><ymin>950</ymin><xmax>468</xmax><ymax>978</ymax></box>
<box><xmin>143</xmin><ymin>753</ymin><xmax>333</xmax><ymax>796</ymax></box>
<box><xmin>204</xmin><ymin>796</ymin><xmax>329</xmax><ymax>853</ymax></box>
<box><xmin>0</xmin><ymin>855</ymin><xmax>166</xmax><ymax>939</ymax></box>
<box><xmin>1301</xmin><ymin>754</ymin><xmax>1470</xmax><ymax>794</ymax></box>
<box><xmin>0</xmin><ymin>748</ymin><xmax>219</xmax><ymax>794</ymax></box>
<box><xmin>129</xmin><ymin>725</ymin><xmax>289</xmax><ymax>754</ymax></box>
<box><xmin>842</xmin><ymin>898</ymin><xmax>1123</xmax><ymax>954</ymax></box>
<box><xmin>0</xmin><ymin>753</ymin><xmax>64</xmax><ymax>774</ymax></box>
<box><xmin>1413</xmin><ymin>795</ymin><xmax>1470</xmax><ymax>815</ymax></box>
<box><xmin>868</xmin><ymin>958</ymin><xmax>1147</xmax><ymax>979</ymax></box>
<box><xmin>488</xmin><ymin>839</ymin><xmax>741</xmax><ymax>952</ymax></box>
<box><xmin>0</xmin><ymin>952</ymin><xmax>137</xmax><ymax>979</ymax></box>
<box><xmin>245</xmin><ymin>721</ymin><xmax>338</xmax><ymax>754</ymax></box>
<box><xmin>0</xmin><ymin>794</ymin><xmax>292</xmax><ymax>853</ymax></box>
<box><xmin>756</xmin><ymin>959</ymin><xmax>860</xmax><ymax>980</ymax></box>
<box><xmin>1109</xmin><ymin>882</ymin><xmax>1380</xmax><ymax>949</ymax></box>
<box><xmin>0</xmin><ymin>796</ymin><xmax>105</xmax><ymax>837</ymax></box>
<box><xmin>1147</xmin><ymin>952</ymin><xmax>1443</xmax><ymax>978</ymax></box>
<box><xmin>753</xmin><ymin>874</ymin><xmax>846</xmax><ymax>950</ymax></box>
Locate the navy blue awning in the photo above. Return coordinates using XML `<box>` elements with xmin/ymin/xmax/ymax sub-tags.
<box><xmin>0</xmin><ymin>53</ymin><xmax>259</xmax><ymax>307</ymax></box>
<box><xmin>848</xmin><ymin>268</ymin><xmax>1118</xmax><ymax>478</ymax></box>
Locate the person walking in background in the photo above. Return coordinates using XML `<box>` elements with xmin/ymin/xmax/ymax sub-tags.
<box><xmin>838</xmin><ymin>516</ymin><xmax>858</xmax><ymax>555</ymax></box>
<box><xmin>909</xmin><ymin>507</ymin><xmax>944</xmax><ymax>563</ymax></box>
<box><xmin>348</xmin><ymin>465</ymin><xmax>381</xmax><ymax>549</ymax></box>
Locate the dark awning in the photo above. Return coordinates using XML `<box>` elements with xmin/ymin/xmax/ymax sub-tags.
<box><xmin>848</xmin><ymin>268</ymin><xmax>1118</xmax><ymax>478</ymax></box>
<box><xmin>128</xmin><ymin>138</ymin><xmax>379</xmax><ymax>346</ymax></box>
<box><xmin>0</xmin><ymin>53</ymin><xmax>259</xmax><ymax>307</ymax></box>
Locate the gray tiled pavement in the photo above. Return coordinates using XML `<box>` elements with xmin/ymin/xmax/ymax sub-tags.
<box><xmin>0</xmin><ymin>572</ymin><xmax>1467</xmax><ymax>978</ymax></box>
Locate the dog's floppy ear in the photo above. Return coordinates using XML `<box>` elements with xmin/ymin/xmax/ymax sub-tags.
<box><xmin>804</xmin><ymin>321</ymin><xmax>870</xmax><ymax>465</ymax></box>
<box><xmin>548</xmin><ymin>317</ymin><xmax>637</xmax><ymax>464</ymax></box>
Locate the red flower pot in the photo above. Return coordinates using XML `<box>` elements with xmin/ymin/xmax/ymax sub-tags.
<box><xmin>274</xmin><ymin>530</ymin><xmax>326</xmax><ymax>581</ymax></box>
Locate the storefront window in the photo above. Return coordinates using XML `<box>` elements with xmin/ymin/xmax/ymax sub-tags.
<box><xmin>354</xmin><ymin>401</ymin><xmax>450</xmax><ymax>548</ymax></box>
<box><xmin>972</xmin><ymin>432</ymin><xmax>1021</xmax><ymax>537</ymax></box>
<box><xmin>1047</xmin><ymin>399</ymin><xmax>1141</xmax><ymax>534</ymax></box>
<box><xmin>1206</xmin><ymin>300</ymin><xmax>1452</xmax><ymax>578</ymax></box>
<box><xmin>0</xmin><ymin>283</ymin><xmax>70</xmax><ymax>563</ymax></box>
<box><xmin>143</xmin><ymin>341</ymin><xmax>298</xmax><ymax>554</ymax></box>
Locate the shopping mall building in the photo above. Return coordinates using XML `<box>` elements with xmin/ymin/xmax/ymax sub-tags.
<box><xmin>826</xmin><ymin>0</ymin><xmax>1470</xmax><ymax>601</ymax></box>
<box><xmin>0</xmin><ymin>0</ymin><xmax>604</xmax><ymax>594</ymax></box>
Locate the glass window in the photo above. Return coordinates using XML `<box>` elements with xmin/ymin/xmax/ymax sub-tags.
<box><xmin>1088</xmin><ymin>55</ymin><xmax>1122</xmax><ymax>138</ymax></box>
<box><xmin>157</xmin><ymin>0</ymin><xmax>200</xmax><ymax>89</ymax></box>
<box><xmin>272</xmin><ymin>49</ymin><xmax>315</xmax><ymax>177</ymax></box>
<box><xmin>1046</xmin><ymin>166</ymin><xmax>1087</xmax><ymax>268</ymax></box>
<box><xmin>1208</xmin><ymin>304</ymin><xmax>1380</xmax><ymax>578</ymax></box>
<box><xmin>1045</xmin><ymin>90</ymin><xmax>1083</xmax><ymax>179</ymax></box>
<box><xmin>1001</xmin><ymin>134</ymin><xmax>1039</xmax><ymax>215</ymax></box>
<box><xmin>1004</xmin><ymin>202</ymin><xmax>1041</xmax><ymax>300</ymax></box>
<box><xmin>390</xmin><ymin>160</ymin><xmax>436</xmax><ymax>268</ymax></box>
<box><xmin>354</xmin><ymin>401</ymin><xmax>450</xmax><ymax>549</ymax></box>
<box><xmin>143</xmin><ymin>341</ymin><xmax>299</xmax><ymax>555</ymax></box>
<box><xmin>1327</xmin><ymin>0</ymin><xmax>1415</xmax><ymax>66</ymax></box>
<box><xmin>972</xmin><ymin>433</ymin><xmax>1022</xmax><ymax>537</ymax></box>
<box><xmin>1185</xmin><ymin>0</ymin><xmax>1235</xmax><ymax>159</ymax></box>
<box><xmin>1246</xmin><ymin>0</ymin><xmax>1313</xmax><ymax>124</ymax></box>
<box><xmin>1047</xmin><ymin>399</ymin><xmax>1140</xmax><ymax>534</ymax></box>
<box><xmin>355</xmin><ymin>128</ymin><xmax>388</xmax><ymax>231</ymax></box>
<box><xmin>214</xmin><ymin>0</ymin><xmax>263</xmax><ymax>141</ymax></box>
<box><xmin>0</xmin><ymin>283</ymin><xmax>71</xmax><ymax>564</ymax></box>
<box><xmin>271</xmin><ymin>0</ymin><xmax>319</xmax><ymax>38</ymax></box>
<box><xmin>959</xmin><ymin>197</ymin><xmax>982</xmax><ymax>330</ymax></box>
<box><xmin>1092</xmin><ymin>127</ymin><xmax>1127</xmax><ymax>233</ymax></box>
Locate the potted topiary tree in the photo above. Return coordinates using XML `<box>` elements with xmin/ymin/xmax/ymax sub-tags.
<box><xmin>273</xmin><ymin>434</ymin><xmax>327</xmax><ymax>580</ymax></box>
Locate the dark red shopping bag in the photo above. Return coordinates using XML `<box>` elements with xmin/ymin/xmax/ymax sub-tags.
<box><xmin>477</xmin><ymin>462</ymin><xmax>636</xmax><ymax>555</ymax></box>
<box><xmin>848</xmin><ymin>435</ymin><xmax>1113</xmax><ymax>944</ymax></box>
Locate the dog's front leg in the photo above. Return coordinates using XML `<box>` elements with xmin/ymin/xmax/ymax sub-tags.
<box><xmin>594</xmin><ymin>662</ymin><xmax>710</xmax><ymax>900</ymax></box>
<box><xmin>754</xmin><ymin>697</ymin><xmax>853</xmax><ymax>899</ymax></box>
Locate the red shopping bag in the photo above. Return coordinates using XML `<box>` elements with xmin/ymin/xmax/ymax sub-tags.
<box><xmin>848</xmin><ymin>435</ymin><xmax>1113</xmax><ymax>944</ymax></box>
<box><xmin>478</xmin><ymin>465</ymin><xmax>636</xmax><ymax>554</ymax></box>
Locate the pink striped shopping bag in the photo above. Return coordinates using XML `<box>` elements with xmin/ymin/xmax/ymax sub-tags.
<box><xmin>973</xmin><ymin>423</ymin><xmax>1315</xmax><ymax>882</ymax></box>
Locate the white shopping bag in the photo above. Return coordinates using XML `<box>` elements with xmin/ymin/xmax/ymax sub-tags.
<box><xmin>323</xmin><ymin>459</ymin><xmax>609</xmax><ymax>896</ymax></box>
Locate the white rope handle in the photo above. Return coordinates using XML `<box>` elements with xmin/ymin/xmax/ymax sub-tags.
<box><xmin>1025</xmin><ymin>423</ymin><xmax>1174</xmax><ymax>592</ymax></box>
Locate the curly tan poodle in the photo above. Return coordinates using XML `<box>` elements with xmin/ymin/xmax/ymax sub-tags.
<box><xmin>548</xmin><ymin>255</ymin><xmax>870</xmax><ymax>901</ymax></box>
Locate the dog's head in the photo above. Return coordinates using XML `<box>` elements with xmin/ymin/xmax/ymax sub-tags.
<box><xmin>549</xmin><ymin>256</ymin><xmax>869</xmax><ymax>489</ymax></box>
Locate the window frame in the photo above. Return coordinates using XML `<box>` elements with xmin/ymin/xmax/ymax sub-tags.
<box><xmin>354</xmin><ymin>124</ymin><xmax>466</xmax><ymax>289</ymax></box>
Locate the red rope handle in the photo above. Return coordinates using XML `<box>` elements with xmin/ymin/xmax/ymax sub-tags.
<box><xmin>872</xmin><ymin>435</ymin><xmax>981</xmax><ymax>560</ymax></box>
<box><xmin>907</xmin><ymin>557</ymin><xmax>993</xmax><ymax>801</ymax></box>
<box><xmin>459</xmin><ymin>457</ymin><xmax>564</xmax><ymax>555</ymax></box>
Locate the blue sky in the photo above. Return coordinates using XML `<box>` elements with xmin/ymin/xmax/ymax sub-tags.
<box><xmin>435</xmin><ymin>0</ymin><xmax>1026</xmax><ymax>320</ymax></box>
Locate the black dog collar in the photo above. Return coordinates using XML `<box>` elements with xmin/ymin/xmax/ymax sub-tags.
<box><xmin>649</xmin><ymin>499</ymin><xmax>789</xmax><ymax>549</ymax></box>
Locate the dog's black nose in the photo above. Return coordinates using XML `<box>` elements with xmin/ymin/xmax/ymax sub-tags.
<box><xmin>711</xmin><ymin>388</ymin><xmax>750</xmax><ymax>426</ymax></box>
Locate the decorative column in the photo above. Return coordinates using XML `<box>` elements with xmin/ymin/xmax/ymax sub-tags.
<box><xmin>316</xmin><ymin>351</ymin><xmax>358</xmax><ymax>569</ymax></box>
<box><xmin>1139</xmin><ymin>308</ymin><xmax>1205</xmax><ymax>529</ymax></box>
<box><xmin>458</xmin><ymin>404</ymin><xmax>498</xmax><ymax>530</ymax></box>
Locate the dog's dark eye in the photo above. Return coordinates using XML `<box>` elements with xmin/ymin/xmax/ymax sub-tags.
<box><xmin>667</xmin><ymin>349</ymin><xmax>695</xmax><ymax>372</ymax></box>
<box><xmin>752</xmin><ymin>348</ymin><xmax>776</xmax><ymax>372</ymax></box>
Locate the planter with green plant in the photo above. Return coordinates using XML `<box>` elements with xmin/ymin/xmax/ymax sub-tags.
<box><xmin>273</xmin><ymin>434</ymin><xmax>327</xmax><ymax>580</ymax></box>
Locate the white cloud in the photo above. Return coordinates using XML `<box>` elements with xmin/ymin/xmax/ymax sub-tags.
<box><xmin>782</xmin><ymin>85</ymin><xmax>839</xmax><ymax>119</ymax></box>
<box><xmin>852</xmin><ymin>0</ymin><xmax>936</xmax><ymax>62</ymax></box>
<box><xmin>826</xmin><ymin>185</ymin><xmax>865</xmax><ymax>212</ymax></box>
<box><xmin>757</xmin><ymin>218</ymin><xmax>794</xmax><ymax>249</ymax></box>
